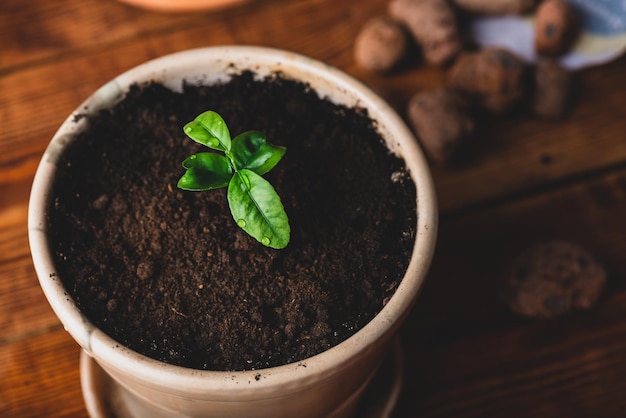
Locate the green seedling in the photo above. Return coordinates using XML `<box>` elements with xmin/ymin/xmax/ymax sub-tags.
<box><xmin>177</xmin><ymin>110</ymin><xmax>290</xmax><ymax>249</ymax></box>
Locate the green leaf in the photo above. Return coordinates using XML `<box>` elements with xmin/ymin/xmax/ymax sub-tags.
<box><xmin>183</xmin><ymin>111</ymin><xmax>231</xmax><ymax>151</ymax></box>
<box><xmin>181</xmin><ymin>152</ymin><xmax>231</xmax><ymax>172</ymax></box>
<box><xmin>178</xmin><ymin>168</ymin><xmax>231</xmax><ymax>191</ymax></box>
<box><xmin>227</xmin><ymin>169</ymin><xmax>290</xmax><ymax>249</ymax></box>
<box><xmin>231</xmin><ymin>131</ymin><xmax>286</xmax><ymax>175</ymax></box>
<box><xmin>177</xmin><ymin>153</ymin><xmax>233</xmax><ymax>190</ymax></box>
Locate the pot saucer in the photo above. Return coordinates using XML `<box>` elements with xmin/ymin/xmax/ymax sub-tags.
<box><xmin>80</xmin><ymin>337</ymin><xmax>405</xmax><ymax>418</ymax></box>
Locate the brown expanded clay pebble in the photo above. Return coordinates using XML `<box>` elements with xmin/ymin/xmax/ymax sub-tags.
<box><xmin>503</xmin><ymin>241</ymin><xmax>607</xmax><ymax>319</ymax></box>
<box><xmin>354</xmin><ymin>17</ymin><xmax>411</xmax><ymax>73</ymax></box>
<box><xmin>407</xmin><ymin>88</ymin><xmax>474</xmax><ymax>164</ymax></box>
<box><xmin>535</xmin><ymin>0</ymin><xmax>580</xmax><ymax>57</ymax></box>
<box><xmin>531</xmin><ymin>59</ymin><xmax>572</xmax><ymax>119</ymax></box>
<box><xmin>447</xmin><ymin>47</ymin><xmax>528</xmax><ymax>113</ymax></box>
<box><xmin>389</xmin><ymin>0</ymin><xmax>462</xmax><ymax>66</ymax></box>
<box><xmin>452</xmin><ymin>0</ymin><xmax>536</xmax><ymax>15</ymax></box>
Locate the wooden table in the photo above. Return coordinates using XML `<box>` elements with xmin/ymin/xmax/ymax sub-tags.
<box><xmin>2</xmin><ymin>0</ymin><xmax>626</xmax><ymax>416</ymax></box>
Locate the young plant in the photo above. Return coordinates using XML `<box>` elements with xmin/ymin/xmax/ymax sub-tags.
<box><xmin>177</xmin><ymin>110</ymin><xmax>290</xmax><ymax>249</ymax></box>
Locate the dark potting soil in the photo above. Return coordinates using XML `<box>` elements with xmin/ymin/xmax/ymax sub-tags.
<box><xmin>47</xmin><ymin>71</ymin><xmax>417</xmax><ymax>371</ymax></box>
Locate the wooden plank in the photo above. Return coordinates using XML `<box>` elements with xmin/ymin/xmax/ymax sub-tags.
<box><xmin>394</xmin><ymin>166</ymin><xmax>626</xmax><ymax>416</ymax></box>
<box><xmin>0</xmin><ymin>0</ymin><xmax>217</xmax><ymax>73</ymax></box>
<box><xmin>409</xmin><ymin>165</ymin><xmax>626</xmax><ymax>328</ymax></box>
<box><xmin>0</xmin><ymin>328</ymin><xmax>85</xmax><ymax>417</ymax></box>
<box><xmin>0</xmin><ymin>203</ymin><xmax>63</xmax><ymax>343</ymax></box>
<box><xmin>398</xmin><ymin>303</ymin><xmax>626</xmax><ymax>417</ymax></box>
<box><xmin>0</xmin><ymin>0</ymin><xmax>383</xmax><ymax>74</ymax></box>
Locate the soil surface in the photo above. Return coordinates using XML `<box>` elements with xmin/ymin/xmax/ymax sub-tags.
<box><xmin>47</xmin><ymin>71</ymin><xmax>417</xmax><ymax>371</ymax></box>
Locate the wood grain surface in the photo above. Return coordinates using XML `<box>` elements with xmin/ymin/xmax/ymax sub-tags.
<box><xmin>2</xmin><ymin>0</ymin><xmax>626</xmax><ymax>417</ymax></box>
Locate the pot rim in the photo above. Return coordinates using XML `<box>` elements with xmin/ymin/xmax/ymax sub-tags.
<box><xmin>28</xmin><ymin>45</ymin><xmax>437</xmax><ymax>395</ymax></box>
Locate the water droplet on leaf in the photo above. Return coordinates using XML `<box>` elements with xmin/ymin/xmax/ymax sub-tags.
<box><xmin>237</xmin><ymin>219</ymin><xmax>246</xmax><ymax>228</ymax></box>
<box><xmin>184</xmin><ymin>126</ymin><xmax>192</xmax><ymax>133</ymax></box>
<box><xmin>261</xmin><ymin>237</ymin><xmax>271</xmax><ymax>246</ymax></box>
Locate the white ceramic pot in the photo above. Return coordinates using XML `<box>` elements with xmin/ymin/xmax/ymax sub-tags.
<box><xmin>28</xmin><ymin>46</ymin><xmax>437</xmax><ymax>418</ymax></box>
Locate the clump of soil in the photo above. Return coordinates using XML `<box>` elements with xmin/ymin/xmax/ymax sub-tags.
<box><xmin>502</xmin><ymin>240</ymin><xmax>606</xmax><ymax>318</ymax></box>
<box><xmin>47</xmin><ymin>71</ymin><xmax>417</xmax><ymax>371</ymax></box>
